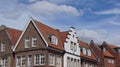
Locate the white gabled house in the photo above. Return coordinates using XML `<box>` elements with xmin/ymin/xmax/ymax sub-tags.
<box><xmin>63</xmin><ymin>27</ymin><xmax>81</xmax><ymax>67</ymax></box>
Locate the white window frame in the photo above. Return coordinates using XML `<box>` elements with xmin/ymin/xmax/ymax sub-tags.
<box><xmin>51</xmin><ymin>35</ymin><xmax>58</xmax><ymax>45</ymax></box>
<box><xmin>34</xmin><ymin>54</ymin><xmax>39</xmax><ymax>66</ymax></box>
<box><xmin>87</xmin><ymin>49</ymin><xmax>91</xmax><ymax>56</ymax></box>
<box><xmin>2</xmin><ymin>58</ymin><xmax>7</xmax><ymax>67</ymax></box>
<box><xmin>28</xmin><ymin>55</ymin><xmax>32</xmax><ymax>67</ymax></box>
<box><xmin>40</xmin><ymin>54</ymin><xmax>45</xmax><ymax>65</ymax></box>
<box><xmin>56</xmin><ymin>56</ymin><xmax>61</xmax><ymax>67</ymax></box>
<box><xmin>1</xmin><ymin>42</ymin><xmax>5</xmax><ymax>52</ymax></box>
<box><xmin>83</xmin><ymin>48</ymin><xmax>87</xmax><ymax>55</ymax></box>
<box><xmin>16</xmin><ymin>56</ymin><xmax>21</xmax><ymax>67</ymax></box>
<box><xmin>25</xmin><ymin>37</ymin><xmax>30</xmax><ymax>48</ymax></box>
<box><xmin>21</xmin><ymin>56</ymin><xmax>26</xmax><ymax>66</ymax></box>
<box><xmin>49</xmin><ymin>53</ymin><xmax>55</xmax><ymax>66</ymax></box>
<box><xmin>32</xmin><ymin>36</ymin><xmax>37</xmax><ymax>47</ymax></box>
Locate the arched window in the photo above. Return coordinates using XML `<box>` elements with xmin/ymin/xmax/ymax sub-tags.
<box><xmin>51</xmin><ymin>35</ymin><xmax>58</xmax><ymax>45</ymax></box>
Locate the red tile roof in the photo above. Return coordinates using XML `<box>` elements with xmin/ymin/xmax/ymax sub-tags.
<box><xmin>104</xmin><ymin>50</ymin><xmax>114</xmax><ymax>58</ymax></box>
<box><xmin>79</xmin><ymin>40</ymin><xmax>97</xmax><ymax>61</ymax></box>
<box><xmin>33</xmin><ymin>20</ymin><xmax>64</xmax><ymax>50</ymax></box>
<box><xmin>109</xmin><ymin>44</ymin><xmax>119</xmax><ymax>49</ymax></box>
<box><xmin>7</xmin><ymin>28</ymin><xmax>22</xmax><ymax>45</ymax></box>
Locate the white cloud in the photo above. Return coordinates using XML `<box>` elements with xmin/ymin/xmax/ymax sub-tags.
<box><xmin>93</xmin><ymin>8</ymin><xmax>120</xmax><ymax>15</ymax></box>
<box><xmin>77</xmin><ymin>29</ymin><xmax>107</xmax><ymax>44</ymax></box>
<box><xmin>23</xmin><ymin>1</ymin><xmax>82</xmax><ymax>16</ymax></box>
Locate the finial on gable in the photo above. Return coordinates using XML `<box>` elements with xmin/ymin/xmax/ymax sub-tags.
<box><xmin>0</xmin><ymin>25</ymin><xmax>6</xmax><ymax>31</ymax></box>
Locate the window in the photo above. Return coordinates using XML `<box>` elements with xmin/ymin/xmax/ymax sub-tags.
<box><xmin>32</xmin><ymin>36</ymin><xmax>37</xmax><ymax>47</ymax></box>
<box><xmin>74</xmin><ymin>43</ymin><xmax>77</xmax><ymax>52</ymax></box>
<box><xmin>87</xmin><ymin>49</ymin><xmax>91</xmax><ymax>56</ymax></box>
<box><xmin>40</xmin><ymin>54</ymin><xmax>45</xmax><ymax>65</ymax></box>
<box><xmin>21</xmin><ymin>56</ymin><xmax>26</xmax><ymax>66</ymax></box>
<box><xmin>25</xmin><ymin>37</ymin><xmax>30</xmax><ymax>48</ymax></box>
<box><xmin>34</xmin><ymin>54</ymin><xmax>39</xmax><ymax>66</ymax></box>
<box><xmin>1</xmin><ymin>42</ymin><xmax>5</xmax><ymax>52</ymax></box>
<box><xmin>2</xmin><ymin>58</ymin><xmax>7</xmax><ymax>67</ymax></box>
<box><xmin>108</xmin><ymin>59</ymin><xmax>114</xmax><ymax>64</ymax></box>
<box><xmin>51</xmin><ymin>35</ymin><xmax>58</xmax><ymax>45</ymax></box>
<box><xmin>56</xmin><ymin>56</ymin><xmax>61</xmax><ymax>67</ymax></box>
<box><xmin>16</xmin><ymin>56</ymin><xmax>21</xmax><ymax>67</ymax></box>
<box><xmin>83</xmin><ymin>48</ymin><xmax>86</xmax><ymax>55</ymax></box>
<box><xmin>70</xmin><ymin>41</ymin><xmax>74</xmax><ymax>50</ymax></box>
<box><xmin>28</xmin><ymin>55</ymin><xmax>32</xmax><ymax>67</ymax></box>
<box><xmin>49</xmin><ymin>54</ymin><xmax>55</xmax><ymax>66</ymax></box>
<box><xmin>103</xmin><ymin>47</ymin><xmax>106</xmax><ymax>52</ymax></box>
<box><xmin>67</xmin><ymin>57</ymin><xmax>70</xmax><ymax>67</ymax></box>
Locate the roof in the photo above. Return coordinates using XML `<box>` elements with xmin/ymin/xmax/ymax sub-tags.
<box><xmin>79</xmin><ymin>40</ymin><xmax>97</xmax><ymax>61</ymax></box>
<box><xmin>60</xmin><ymin>31</ymin><xmax>69</xmax><ymax>45</ymax></box>
<box><xmin>33</xmin><ymin>19</ymin><xmax>64</xmax><ymax>50</ymax></box>
<box><xmin>6</xmin><ymin>28</ymin><xmax>22</xmax><ymax>45</ymax></box>
<box><xmin>79</xmin><ymin>40</ymin><xmax>89</xmax><ymax>49</ymax></box>
<box><xmin>109</xmin><ymin>44</ymin><xmax>119</xmax><ymax>49</ymax></box>
<box><xmin>104</xmin><ymin>50</ymin><xmax>114</xmax><ymax>58</ymax></box>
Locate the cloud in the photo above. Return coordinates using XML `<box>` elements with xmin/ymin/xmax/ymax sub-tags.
<box><xmin>93</xmin><ymin>8</ymin><xmax>120</xmax><ymax>15</ymax></box>
<box><xmin>77</xmin><ymin>29</ymin><xmax>107</xmax><ymax>44</ymax></box>
<box><xmin>77</xmin><ymin>29</ymin><xmax>120</xmax><ymax>46</ymax></box>
<box><xmin>22</xmin><ymin>1</ymin><xmax>83</xmax><ymax>16</ymax></box>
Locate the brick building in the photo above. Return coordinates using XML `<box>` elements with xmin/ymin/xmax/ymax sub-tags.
<box><xmin>90</xmin><ymin>40</ymin><xmax>115</xmax><ymax>67</ymax></box>
<box><xmin>79</xmin><ymin>40</ymin><xmax>97</xmax><ymax>67</ymax></box>
<box><xmin>0</xmin><ymin>25</ymin><xmax>21</xmax><ymax>67</ymax></box>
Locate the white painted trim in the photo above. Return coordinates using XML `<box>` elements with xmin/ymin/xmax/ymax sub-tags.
<box><xmin>31</xmin><ymin>20</ymin><xmax>49</xmax><ymax>47</ymax></box>
<box><xmin>13</xmin><ymin>18</ymin><xmax>48</xmax><ymax>51</ymax></box>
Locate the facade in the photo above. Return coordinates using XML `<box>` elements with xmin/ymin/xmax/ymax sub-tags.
<box><xmin>13</xmin><ymin>19</ymin><xmax>64</xmax><ymax>67</ymax></box>
<box><xmin>90</xmin><ymin>40</ymin><xmax>115</xmax><ymax>67</ymax></box>
<box><xmin>63</xmin><ymin>27</ymin><xmax>81</xmax><ymax>67</ymax></box>
<box><xmin>0</xmin><ymin>25</ymin><xmax>22</xmax><ymax>67</ymax></box>
<box><xmin>79</xmin><ymin>40</ymin><xmax>97</xmax><ymax>67</ymax></box>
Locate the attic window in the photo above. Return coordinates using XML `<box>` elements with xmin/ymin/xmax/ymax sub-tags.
<box><xmin>87</xmin><ymin>49</ymin><xmax>91</xmax><ymax>56</ymax></box>
<box><xmin>51</xmin><ymin>35</ymin><xmax>58</xmax><ymax>45</ymax></box>
<box><xmin>103</xmin><ymin>47</ymin><xmax>106</xmax><ymax>52</ymax></box>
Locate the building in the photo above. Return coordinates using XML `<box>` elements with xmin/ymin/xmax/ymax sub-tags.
<box><xmin>0</xmin><ymin>25</ymin><xmax>22</xmax><ymax>67</ymax></box>
<box><xmin>62</xmin><ymin>27</ymin><xmax>81</xmax><ymax>67</ymax></box>
<box><xmin>13</xmin><ymin>18</ymin><xmax>64</xmax><ymax>67</ymax></box>
<box><xmin>90</xmin><ymin>40</ymin><xmax>115</xmax><ymax>67</ymax></box>
<box><xmin>79</xmin><ymin>40</ymin><xmax>97</xmax><ymax>67</ymax></box>
<box><xmin>102</xmin><ymin>42</ymin><xmax>120</xmax><ymax>67</ymax></box>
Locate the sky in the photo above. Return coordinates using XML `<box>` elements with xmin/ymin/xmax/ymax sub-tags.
<box><xmin>0</xmin><ymin>0</ymin><xmax>120</xmax><ymax>46</ymax></box>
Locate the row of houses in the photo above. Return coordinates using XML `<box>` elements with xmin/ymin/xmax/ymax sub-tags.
<box><xmin>0</xmin><ymin>18</ymin><xmax>120</xmax><ymax>67</ymax></box>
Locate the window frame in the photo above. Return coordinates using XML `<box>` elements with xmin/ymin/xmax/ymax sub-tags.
<box><xmin>25</xmin><ymin>37</ymin><xmax>30</xmax><ymax>48</ymax></box>
<box><xmin>32</xmin><ymin>36</ymin><xmax>37</xmax><ymax>47</ymax></box>
<box><xmin>40</xmin><ymin>53</ymin><xmax>45</xmax><ymax>65</ymax></box>
<box><xmin>49</xmin><ymin>53</ymin><xmax>55</xmax><ymax>66</ymax></box>
<box><xmin>1</xmin><ymin>41</ymin><xmax>5</xmax><ymax>52</ymax></box>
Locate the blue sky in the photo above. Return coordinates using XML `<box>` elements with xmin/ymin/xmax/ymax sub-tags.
<box><xmin>0</xmin><ymin>0</ymin><xmax>120</xmax><ymax>45</ymax></box>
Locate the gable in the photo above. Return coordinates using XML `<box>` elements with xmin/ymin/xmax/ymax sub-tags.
<box><xmin>14</xmin><ymin>21</ymin><xmax>46</xmax><ymax>52</ymax></box>
<box><xmin>64</xmin><ymin>27</ymin><xmax>80</xmax><ymax>55</ymax></box>
<box><xmin>0</xmin><ymin>30</ymin><xmax>13</xmax><ymax>53</ymax></box>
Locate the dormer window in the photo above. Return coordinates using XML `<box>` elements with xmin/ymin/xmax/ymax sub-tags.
<box><xmin>87</xmin><ymin>49</ymin><xmax>91</xmax><ymax>56</ymax></box>
<box><xmin>25</xmin><ymin>37</ymin><xmax>30</xmax><ymax>48</ymax></box>
<box><xmin>103</xmin><ymin>47</ymin><xmax>106</xmax><ymax>52</ymax></box>
<box><xmin>83</xmin><ymin>48</ymin><xmax>86</xmax><ymax>55</ymax></box>
<box><xmin>32</xmin><ymin>36</ymin><xmax>37</xmax><ymax>47</ymax></box>
<box><xmin>51</xmin><ymin>35</ymin><xmax>58</xmax><ymax>45</ymax></box>
<box><xmin>1</xmin><ymin>42</ymin><xmax>5</xmax><ymax>52</ymax></box>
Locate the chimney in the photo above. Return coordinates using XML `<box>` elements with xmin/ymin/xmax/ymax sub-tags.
<box><xmin>0</xmin><ymin>25</ymin><xmax>6</xmax><ymax>31</ymax></box>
